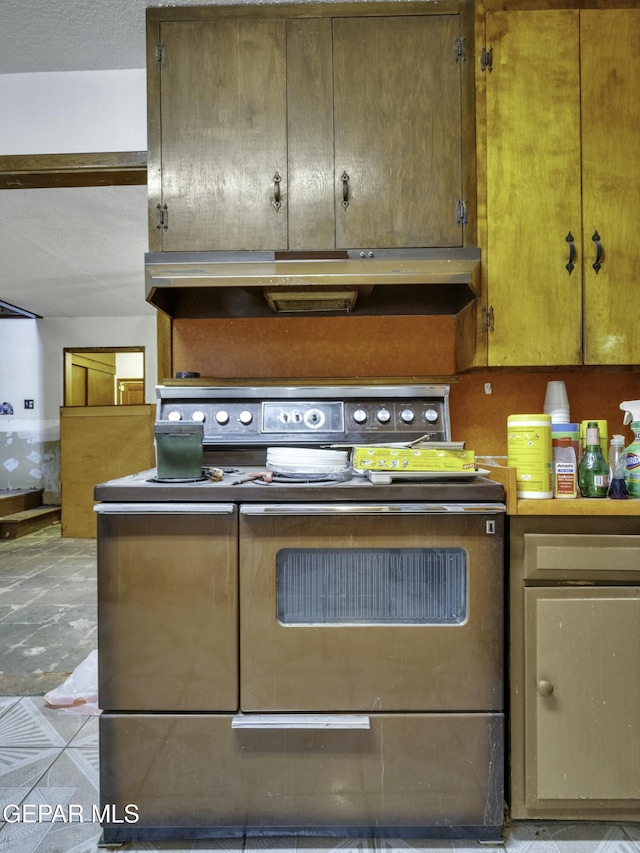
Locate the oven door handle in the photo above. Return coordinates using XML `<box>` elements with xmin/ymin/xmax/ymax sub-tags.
<box><xmin>231</xmin><ymin>714</ymin><xmax>370</xmax><ymax>730</ymax></box>
<box><xmin>94</xmin><ymin>503</ymin><xmax>236</xmax><ymax>514</ymax></box>
<box><xmin>240</xmin><ymin>503</ymin><xmax>505</xmax><ymax>515</ymax></box>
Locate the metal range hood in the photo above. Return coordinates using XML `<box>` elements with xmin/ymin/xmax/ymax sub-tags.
<box><xmin>144</xmin><ymin>248</ymin><xmax>481</xmax><ymax>319</ymax></box>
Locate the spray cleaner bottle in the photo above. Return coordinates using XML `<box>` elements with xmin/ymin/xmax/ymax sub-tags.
<box><xmin>619</xmin><ymin>401</ymin><xmax>640</xmax><ymax>498</ymax></box>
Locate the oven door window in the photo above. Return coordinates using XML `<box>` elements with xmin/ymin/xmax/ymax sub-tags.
<box><xmin>276</xmin><ymin>547</ymin><xmax>466</xmax><ymax>625</ymax></box>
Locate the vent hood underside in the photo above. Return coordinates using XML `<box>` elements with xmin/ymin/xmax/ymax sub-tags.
<box><xmin>145</xmin><ymin>248</ymin><xmax>480</xmax><ymax>319</ymax></box>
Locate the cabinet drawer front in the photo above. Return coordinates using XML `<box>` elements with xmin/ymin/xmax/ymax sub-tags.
<box><xmin>100</xmin><ymin>712</ymin><xmax>504</xmax><ymax>841</ymax></box>
<box><xmin>523</xmin><ymin>532</ymin><xmax>640</xmax><ymax>581</ymax></box>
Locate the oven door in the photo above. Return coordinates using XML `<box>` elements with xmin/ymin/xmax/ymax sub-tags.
<box><xmin>239</xmin><ymin>503</ymin><xmax>504</xmax><ymax>712</ymax></box>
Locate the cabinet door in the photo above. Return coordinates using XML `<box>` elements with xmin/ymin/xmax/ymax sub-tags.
<box><xmin>333</xmin><ymin>16</ymin><xmax>464</xmax><ymax>249</ymax></box>
<box><xmin>485</xmin><ymin>11</ymin><xmax>582</xmax><ymax>366</ymax></box>
<box><xmin>157</xmin><ymin>20</ymin><xmax>287</xmax><ymax>251</ymax></box>
<box><xmin>524</xmin><ymin>587</ymin><xmax>640</xmax><ymax>809</ymax></box>
<box><xmin>581</xmin><ymin>10</ymin><xmax>640</xmax><ymax>364</ymax></box>
<box><xmin>286</xmin><ymin>18</ymin><xmax>335</xmax><ymax>250</ymax></box>
<box><xmin>97</xmin><ymin>509</ymin><xmax>239</xmax><ymax>711</ymax></box>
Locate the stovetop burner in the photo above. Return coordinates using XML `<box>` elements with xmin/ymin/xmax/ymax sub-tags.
<box><xmin>259</xmin><ymin>470</ymin><xmax>353</xmax><ymax>485</ymax></box>
<box><xmin>147</xmin><ymin>475</ymin><xmax>209</xmax><ymax>484</ymax></box>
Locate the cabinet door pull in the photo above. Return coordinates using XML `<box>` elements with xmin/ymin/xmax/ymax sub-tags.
<box><xmin>537</xmin><ymin>680</ymin><xmax>554</xmax><ymax>697</ymax></box>
<box><xmin>591</xmin><ymin>231</ymin><xmax>603</xmax><ymax>273</ymax></box>
<box><xmin>565</xmin><ymin>232</ymin><xmax>575</xmax><ymax>274</ymax></box>
<box><xmin>340</xmin><ymin>171</ymin><xmax>350</xmax><ymax>209</ymax></box>
<box><xmin>272</xmin><ymin>172</ymin><xmax>282</xmax><ymax>211</ymax></box>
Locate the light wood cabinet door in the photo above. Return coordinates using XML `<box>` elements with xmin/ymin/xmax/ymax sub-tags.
<box><xmin>581</xmin><ymin>9</ymin><xmax>640</xmax><ymax>364</ymax></box>
<box><xmin>484</xmin><ymin>7</ymin><xmax>640</xmax><ymax>367</ymax></box>
<box><xmin>485</xmin><ymin>10</ymin><xmax>582</xmax><ymax>366</ymax></box>
<box><xmin>333</xmin><ymin>15</ymin><xmax>464</xmax><ymax>249</ymax></box>
<box><xmin>524</xmin><ymin>587</ymin><xmax>640</xmax><ymax>809</ymax></box>
<box><xmin>157</xmin><ymin>20</ymin><xmax>288</xmax><ymax>251</ymax></box>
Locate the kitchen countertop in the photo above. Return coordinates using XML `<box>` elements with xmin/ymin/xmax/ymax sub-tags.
<box><xmin>482</xmin><ymin>465</ymin><xmax>640</xmax><ymax>515</ymax></box>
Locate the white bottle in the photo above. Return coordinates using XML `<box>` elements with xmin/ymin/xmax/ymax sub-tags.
<box><xmin>553</xmin><ymin>437</ymin><xmax>577</xmax><ymax>498</ymax></box>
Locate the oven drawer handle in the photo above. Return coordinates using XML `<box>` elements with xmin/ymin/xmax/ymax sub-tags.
<box><xmin>94</xmin><ymin>503</ymin><xmax>235</xmax><ymax>514</ymax></box>
<box><xmin>240</xmin><ymin>503</ymin><xmax>505</xmax><ymax>515</ymax></box>
<box><xmin>231</xmin><ymin>714</ymin><xmax>370</xmax><ymax>730</ymax></box>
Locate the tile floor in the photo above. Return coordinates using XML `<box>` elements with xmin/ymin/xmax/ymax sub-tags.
<box><xmin>1</xmin><ymin>526</ymin><xmax>639</xmax><ymax>852</ymax></box>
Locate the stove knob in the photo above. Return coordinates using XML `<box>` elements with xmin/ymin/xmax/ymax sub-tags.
<box><xmin>376</xmin><ymin>408</ymin><xmax>391</xmax><ymax>424</ymax></box>
<box><xmin>239</xmin><ymin>410</ymin><xmax>253</xmax><ymax>425</ymax></box>
<box><xmin>215</xmin><ymin>410</ymin><xmax>229</xmax><ymax>425</ymax></box>
<box><xmin>192</xmin><ymin>410</ymin><xmax>206</xmax><ymax>422</ymax></box>
<box><xmin>167</xmin><ymin>410</ymin><xmax>182</xmax><ymax>421</ymax></box>
<box><xmin>425</xmin><ymin>408</ymin><xmax>439</xmax><ymax>424</ymax></box>
<box><xmin>400</xmin><ymin>409</ymin><xmax>415</xmax><ymax>424</ymax></box>
<box><xmin>353</xmin><ymin>409</ymin><xmax>368</xmax><ymax>424</ymax></box>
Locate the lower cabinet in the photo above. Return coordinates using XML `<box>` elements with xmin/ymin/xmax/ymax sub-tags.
<box><xmin>509</xmin><ymin>517</ymin><xmax>640</xmax><ymax>820</ymax></box>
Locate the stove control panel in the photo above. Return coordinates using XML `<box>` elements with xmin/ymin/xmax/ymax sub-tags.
<box><xmin>156</xmin><ymin>385</ymin><xmax>451</xmax><ymax>445</ymax></box>
<box><xmin>262</xmin><ymin>401</ymin><xmax>344</xmax><ymax>434</ymax></box>
<box><xmin>344</xmin><ymin>400</ymin><xmax>447</xmax><ymax>440</ymax></box>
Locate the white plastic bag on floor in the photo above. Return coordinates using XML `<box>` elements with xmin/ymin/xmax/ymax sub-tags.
<box><xmin>44</xmin><ymin>649</ymin><xmax>101</xmax><ymax>715</ymax></box>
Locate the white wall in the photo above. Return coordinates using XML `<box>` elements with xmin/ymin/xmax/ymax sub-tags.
<box><xmin>0</xmin><ymin>69</ymin><xmax>154</xmax><ymax>503</ymax></box>
<box><xmin>0</xmin><ymin>316</ymin><xmax>156</xmax><ymax>501</ymax></box>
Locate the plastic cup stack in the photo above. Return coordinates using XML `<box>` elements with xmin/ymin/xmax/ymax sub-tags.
<box><xmin>544</xmin><ymin>381</ymin><xmax>570</xmax><ymax>424</ymax></box>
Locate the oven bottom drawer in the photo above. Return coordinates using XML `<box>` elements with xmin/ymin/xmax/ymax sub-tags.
<box><xmin>100</xmin><ymin>712</ymin><xmax>504</xmax><ymax>843</ymax></box>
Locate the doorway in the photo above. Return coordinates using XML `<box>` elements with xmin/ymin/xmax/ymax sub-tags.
<box><xmin>63</xmin><ymin>347</ymin><xmax>145</xmax><ymax>407</ymax></box>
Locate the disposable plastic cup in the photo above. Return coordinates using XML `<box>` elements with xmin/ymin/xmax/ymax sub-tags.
<box><xmin>544</xmin><ymin>381</ymin><xmax>570</xmax><ymax>415</ymax></box>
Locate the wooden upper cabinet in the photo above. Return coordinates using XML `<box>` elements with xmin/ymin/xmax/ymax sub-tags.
<box><xmin>483</xmin><ymin>6</ymin><xmax>640</xmax><ymax>367</ymax></box>
<box><xmin>157</xmin><ymin>20</ymin><xmax>288</xmax><ymax>251</ymax></box>
<box><xmin>332</xmin><ymin>15</ymin><xmax>464</xmax><ymax>249</ymax></box>
<box><xmin>581</xmin><ymin>9</ymin><xmax>640</xmax><ymax>365</ymax></box>
<box><xmin>484</xmin><ymin>10</ymin><xmax>583</xmax><ymax>367</ymax></box>
<box><xmin>148</xmin><ymin>4</ymin><xmax>471</xmax><ymax>253</ymax></box>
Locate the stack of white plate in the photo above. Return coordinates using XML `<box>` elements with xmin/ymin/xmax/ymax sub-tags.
<box><xmin>266</xmin><ymin>447</ymin><xmax>350</xmax><ymax>476</ymax></box>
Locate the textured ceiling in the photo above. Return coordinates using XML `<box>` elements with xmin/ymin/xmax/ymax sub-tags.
<box><xmin>0</xmin><ymin>0</ymin><xmax>261</xmax><ymax>74</ymax></box>
<box><xmin>0</xmin><ymin>186</ymin><xmax>153</xmax><ymax>318</ymax></box>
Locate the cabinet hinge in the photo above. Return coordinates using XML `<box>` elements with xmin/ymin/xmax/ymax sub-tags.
<box><xmin>155</xmin><ymin>42</ymin><xmax>166</xmax><ymax>69</ymax></box>
<box><xmin>453</xmin><ymin>37</ymin><xmax>466</xmax><ymax>63</ymax></box>
<box><xmin>482</xmin><ymin>305</ymin><xmax>495</xmax><ymax>334</ymax></box>
<box><xmin>455</xmin><ymin>199</ymin><xmax>468</xmax><ymax>227</ymax></box>
<box><xmin>156</xmin><ymin>203</ymin><xmax>168</xmax><ymax>231</ymax></box>
<box><xmin>480</xmin><ymin>45</ymin><xmax>493</xmax><ymax>73</ymax></box>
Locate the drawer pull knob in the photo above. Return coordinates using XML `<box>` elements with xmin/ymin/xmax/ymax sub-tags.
<box><xmin>537</xmin><ymin>680</ymin><xmax>554</xmax><ymax>697</ymax></box>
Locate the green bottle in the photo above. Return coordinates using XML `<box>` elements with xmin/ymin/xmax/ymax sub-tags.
<box><xmin>578</xmin><ymin>421</ymin><xmax>609</xmax><ymax>498</ymax></box>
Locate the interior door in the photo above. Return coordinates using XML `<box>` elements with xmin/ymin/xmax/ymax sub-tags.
<box><xmin>239</xmin><ymin>506</ymin><xmax>504</xmax><ymax>712</ymax></box>
<box><xmin>485</xmin><ymin>10</ymin><xmax>582</xmax><ymax>366</ymax></box>
<box><xmin>158</xmin><ymin>19</ymin><xmax>288</xmax><ymax>251</ymax></box>
<box><xmin>581</xmin><ymin>9</ymin><xmax>640</xmax><ymax>364</ymax></box>
<box><xmin>333</xmin><ymin>15</ymin><xmax>463</xmax><ymax>249</ymax></box>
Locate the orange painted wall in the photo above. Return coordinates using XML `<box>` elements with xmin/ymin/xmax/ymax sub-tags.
<box><xmin>173</xmin><ymin>316</ymin><xmax>457</xmax><ymax>379</ymax></box>
<box><xmin>171</xmin><ymin>317</ymin><xmax>640</xmax><ymax>456</ymax></box>
<box><xmin>450</xmin><ymin>370</ymin><xmax>640</xmax><ymax>456</ymax></box>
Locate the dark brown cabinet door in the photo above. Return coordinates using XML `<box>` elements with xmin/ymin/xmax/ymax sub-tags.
<box><xmin>157</xmin><ymin>20</ymin><xmax>288</xmax><ymax>251</ymax></box>
<box><xmin>151</xmin><ymin>11</ymin><xmax>466</xmax><ymax>252</ymax></box>
<box><xmin>97</xmin><ymin>507</ymin><xmax>239</xmax><ymax>711</ymax></box>
<box><xmin>333</xmin><ymin>15</ymin><xmax>464</xmax><ymax>249</ymax></box>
